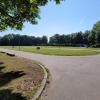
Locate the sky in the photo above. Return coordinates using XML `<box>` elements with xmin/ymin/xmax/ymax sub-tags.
<box><xmin>0</xmin><ymin>0</ymin><xmax>100</xmax><ymax>37</ymax></box>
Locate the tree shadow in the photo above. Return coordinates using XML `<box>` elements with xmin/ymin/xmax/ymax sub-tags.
<box><xmin>0</xmin><ymin>66</ymin><xmax>5</xmax><ymax>72</ymax></box>
<box><xmin>0</xmin><ymin>62</ymin><xmax>5</xmax><ymax>72</ymax></box>
<box><xmin>0</xmin><ymin>62</ymin><xmax>4</xmax><ymax>65</ymax></box>
<box><xmin>0</xmin><ymin>63</ymin><xmax>27</xmax><ymax>100</ymax></box>
<box><xmin>0</xmin><ymin>71</ymin><xmax>26</xmax><ymax>87</ymax></box>
<box><xmin>0</xmin><ymin>89</ymin><xmax>27</xmax><ymax>100</ymax></box>
<box><xmin>0</xmin><ymin>62</ymin><xmax>26</xmax><ymax>87</ymax></box>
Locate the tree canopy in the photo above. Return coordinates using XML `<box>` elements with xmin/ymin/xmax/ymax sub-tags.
<box><xmin>0</xmin><ymin>0</ymin><xmax>63</xmax><ymax>31</ymax></box>
<box><xmin>0</xmin><ymin>34</ymin><xmax>48</xmax><ymax>46</ymax></box>
<box><xmin>88</xmin><ymin>21</ymin><xmax>100</xmax><ymax>47</ymax></box>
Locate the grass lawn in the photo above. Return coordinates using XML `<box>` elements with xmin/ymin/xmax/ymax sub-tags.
<box><xmin>0</xmin><ymin>46</ymin><xmax>100</xmax><ymax>56</ymax></box>
<box><xmin>0</xmin><ymin>53</ymin><xmax>44</xmax><ymax>100</ymax></box>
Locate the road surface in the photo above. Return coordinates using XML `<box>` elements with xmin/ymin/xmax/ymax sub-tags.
<box><xmin>0</xmin><ymin>48</ymin><xmax>100</xmax><ymax>100</ymax></box>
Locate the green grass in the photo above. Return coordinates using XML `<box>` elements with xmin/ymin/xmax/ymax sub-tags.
<box><xmin>0</xmin><ymin>46</ymin><xmax>100</xmax><ymax>56</ymax></box>
<box><xmin>0</xmin><ymin>53</ymin><xmax>44</xmax><ymax>100</ymax></box>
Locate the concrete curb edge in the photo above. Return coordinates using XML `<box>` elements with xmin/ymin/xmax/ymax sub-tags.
<box><xmin>32</xmin><ymin>64</ymin><xmax>48</xmax><ymax>100</ymax></box>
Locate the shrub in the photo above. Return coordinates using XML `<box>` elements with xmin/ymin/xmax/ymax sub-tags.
<box><xmin>91</xmin><ymin>43</ymin><xmax>100</xmax><ymax>48</ymax></box>
<box><xmin>36</xmin><ymin>47</ymin><xmax>41</xmax><ymax>50</ymax></box>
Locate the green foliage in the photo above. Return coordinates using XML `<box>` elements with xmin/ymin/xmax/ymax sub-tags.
<box><xmin>41</xmin><ymin>36</ymin><xmax>48</xmax><ymax>45</ymax></box>
<box><xmin>49</xmin><ymin>21</ymin><xmax>100</xmax><ymax>47</ymax></box>
<box><xmin>92</xmin><ymin>21</ymin><xmax>100</xmax><ymax>44</ymax></box>
<box><xmin>49</xmin><ymin>32</ymin><xmax>86</xmax><ymax>46</ymax></box>
<box><xmin>88</xmin><ymin>21</ymin><xmax>100</xmax><ymax>47</ymax></box>
<box><xmin>0</xmin><ymin>34</ymin><xmax>48</xmax><ymax>46</ymax></box>
<box><xmin>36</xmin><ymin>46</ymin><xmax>41</xmax><ymax>50</ymax></box>
<box><xmin>0</xmin><ymin>0</ymin><xmax>63</xmax><ymax>31</ymax></box>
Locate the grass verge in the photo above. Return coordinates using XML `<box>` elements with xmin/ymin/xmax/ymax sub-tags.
<box><xmin>0</xmin><ymin>53</ymin><xmax>44</xmax><ymax>100</ymax></box>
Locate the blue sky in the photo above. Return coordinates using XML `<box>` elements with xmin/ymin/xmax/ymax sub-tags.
<box><xmin>0</xmin><ymin>0</ymin><xmax>100</xmax><ymax>37</ymax></box>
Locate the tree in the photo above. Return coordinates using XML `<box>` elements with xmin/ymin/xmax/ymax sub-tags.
<box><xmin>59</xmin><ymin>35</ymin><xmax>66</xmax><ymax>45</ymax></box>
<box><xmin>0</xmin><ymin>34</ymin><xmax>48</xmax><ymax>46</ymax></box>
<box><xmin>0</xmin><ymin>0</ymin><xmax>63</xmax><ymax>31</ymax></box>
<box><xmin>35</xmin><ymin>37</ymin><xmax>42</xmax><ymax>45</ymax></box>
<box><xmin>54</xmin><ymin>34</ymin><xmax>61</xmax><ymax>44</ymax></box>
<box><xmin>70</xmin><ymin>33</ymin><xmax>76</xmax><ymax>46</ymax></box>
<box><xmin>41</xmin><ymin>36</ymin><xmax>48</xmax><ymax>45</ymax></box>
<box><xmin>83</xmin><ymin>30</ymin><xmax>90</xmax><ymax>46</ymax></box>
<box><xmin>92</xmin><ymin>21</ymin><xmax>100</xmax><ymax>46</ymax></box>
<box><xmin>75</xmin><ymin>32</ymin><xmax>83</xmax><ymax>45</ymax></box>
<box><xmin>88</xmin><ymin>21</ymin><xmax>100</xmax><ymax>47</ymax></box>
<box><xmin>64</xmin><ymin>35</ymin><xmax>71</xmax><ymax>45</ymax></box>
<box><xmin>0</xmin><ymin>35</ymin><xmax>10</xmax><ymax>46</ymax></box>
<box><xmin>49</xmin><ymin>36</ymin><xmax>57</xmax><ymax>45</ymax></box>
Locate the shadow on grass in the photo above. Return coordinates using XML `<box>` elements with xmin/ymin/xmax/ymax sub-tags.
<box><xmin>0</xmin><ymin>89</ymin><xmax>27</xmax><ymax>100</ymax></box>
<box><xmin>0</xmin><ymin>62</ymin><xmax>26</xmax><ymax>87</ymax></box>
<box><xmin>0</xmin><ymin>62</ymin><xmax>27</xmax><ymax>99</ymax></box>
<box><xmin>0</xmin><ymin>71</ymin><xmax>26</xmax><ymax>87</ymax></box>
<box><xmin>0</xmin><ymin>62</ymin><xmax>5</xmax><ymax>72</ymax></box>
<box><xmin>0</xmin><ymin>62</ymin><xmax>4</xmax><ymax>65</ymax></box>
<box><xmin>0</xmin><ymin>66</ymin><xmax>5</xmax><ymax>71</ymax></box>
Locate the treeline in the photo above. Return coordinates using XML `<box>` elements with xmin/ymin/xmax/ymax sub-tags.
<box><xmin>0</xmin><ymin>34</ymin><xmax>48</xmax><ymax>46</ymax></box>
<box><xmin>0</xmin><ymin>21</ymin><xmax>100</xmax><ymax>47</ymax></box>
<box><xmin>50</xmin><ymin>21</ymin><xmax>100</xmax><ymax>47</ymax></box>
<box><xmin>49</xmin><ymin>32</ymin><xmax>89</xmax><ymax>47</ymax></box>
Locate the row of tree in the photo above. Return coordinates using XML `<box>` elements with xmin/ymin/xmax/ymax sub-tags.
<box><xmin>50</xmin><ymin>21</ymin><xmax>100</xmax><ymax>47</ymax></box>
<box><xmin>0</xmin><ymin>21</ymin><xmax>100</xmax><ymax>47</ymax></box>
<box><xmin>0</xmin><ymin>34</ymin><xmax>48</xmax><ymax>46</ymax></box>
<box><xmin>49</xmin><ymin>32</ymin><xmax>89</xmax><ymax>47</ymax></box>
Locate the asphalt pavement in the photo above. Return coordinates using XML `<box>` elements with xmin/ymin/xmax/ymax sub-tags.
<box><xmin>0</xmin><ymin>48</ymin><xmax>100</xmax><ymax>100</ymax></box>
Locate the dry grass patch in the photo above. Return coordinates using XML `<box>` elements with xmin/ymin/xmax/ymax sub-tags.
<box><xmin>0</xmin><ymin>53</ymin><xmax>44</xmax><ymax>100</ymax></box>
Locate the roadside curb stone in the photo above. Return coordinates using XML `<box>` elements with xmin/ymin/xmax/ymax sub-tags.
<box><xmin>32</xmin><ymin>64</ymin><xmax>48</xmax><ymax>100</ymax></box>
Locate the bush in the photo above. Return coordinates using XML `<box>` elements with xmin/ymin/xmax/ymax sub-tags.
<box><xmin>91</xmin><ymin>43</ymin><xmax>100</xmax><ymax>48</ymax></box>
<box><xmin>36</xmin><ymin>47</ymin><xmax>41</xmax><ymax>50</ymax></box>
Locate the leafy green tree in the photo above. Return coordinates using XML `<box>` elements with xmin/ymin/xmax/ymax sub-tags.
<box><xmin>70</xmin><ymin>33</ymin><xmax>77</xmax><ymax>46</ymax></box>
<box><xmin>54</xmin><ymin>34</ymin><xmax>61</xmax><ymax>44</ymax></box>
<box><xmin>59</xmin><ymin>35</ymin><xmax>66</xmax><ymax>45</ymax></box>
<box><xmin>41</xmin><ymin>36</ymin><xmax>48</xmax><ymax>45</ymax></box>
<box><xmin>65</xmin><ymin>35</ymin><xmax>71</xmax><ymax>45</ymax></box>
<box><xmin>49</xmin><ymin>36</ymin><xmax>57</xmax><ymax>45</ymax></box>
<box><xmin>0</xmin><ymin>0</ymin><xmax>63</xmax><ymax>31</ymax></box>
<box><xmin>92</xmin><ymin>21</ymin><xmax>100</xmax><ymax>46</ymax></box>
<box><xmin>0</xmin><ymin>35</ymin><xmax>10</xmax><ymax>45</ymax></box>
<box><xmin>0</xmin><ymin>34</ymin><xmax>48</xmax><ymax>46</ymax></box>
<box><xmin>35</xmin><ymin>37</ymin><xmax>42</xmax><ymax>45</ymax></box>
<box><xmin>83</xmin><ymin>30</ymin><xmax>90</xmax><ymax>46</ymax></box>
<box><xmin>75</xmin><ymin>32</ymin><xmax>83</xmax><ymax>45</ymax></box>
<box><xmin>88</xmin><ymin>31</ymin><xmax>96</xmax><ymax>46</ymax></box>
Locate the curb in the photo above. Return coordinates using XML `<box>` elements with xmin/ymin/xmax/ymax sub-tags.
<box><xmin>32</xmin><ymin>64</ymin><xmax>48</xmax><ymax>100</ymax></box>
